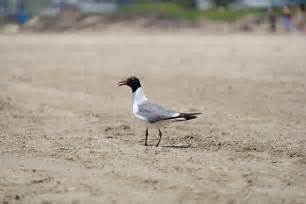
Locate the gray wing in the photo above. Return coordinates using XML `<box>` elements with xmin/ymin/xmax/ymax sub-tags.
<box><xmin>138</xmin><ymin>100</ymin><xmax>178</xmax><ymax>123</ymax></box>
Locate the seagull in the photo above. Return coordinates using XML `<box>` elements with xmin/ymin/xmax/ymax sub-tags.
<box><xmin>118</xmin><ymin>76</ymin><xmax>201</xmax><ymax>147</ymax></box>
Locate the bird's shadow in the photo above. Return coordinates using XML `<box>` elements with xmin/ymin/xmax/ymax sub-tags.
<box><xmin>144</xmin><ymin>144</ymin><xmax>191</xmax><ymax>149</ymax></box>
<box><xmin>161</xmin><ymin>144</ymin><xmax>191</xmax><ymax>149</ymax></box>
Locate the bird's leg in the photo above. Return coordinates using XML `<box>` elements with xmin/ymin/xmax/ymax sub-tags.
<box><xmin>156</xmin><ymin>129</ymin><xmax>162</xmax><ymax>147</ymax></box>
<box><xmin>145</xmin><ymin>128</ymin><xmax>149</xmax><ymax>146</ymax></box>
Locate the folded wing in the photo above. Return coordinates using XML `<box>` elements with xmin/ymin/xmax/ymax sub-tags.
<box><xmin>137</xmin><ymin>100</ymin><xmax>201</xmax><ymax>123</ymax></box>
<box><xmin>137</xmin><ymin>100</ymin><xmax>178</xmax><ymax>123</ymax></box>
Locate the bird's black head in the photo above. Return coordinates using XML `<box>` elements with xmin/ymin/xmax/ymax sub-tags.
<box><xmin>118</xmin><ymin>76</ymin><xmax>142</xmax><ymax>92</ymax></box>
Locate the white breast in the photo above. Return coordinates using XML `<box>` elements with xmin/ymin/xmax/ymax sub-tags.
<box><xmin>132</xmin><ymin>88</ymin><xmax>148</xmax><ymax>122</ymax></box>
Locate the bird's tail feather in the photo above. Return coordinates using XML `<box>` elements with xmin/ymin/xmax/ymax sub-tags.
<box><xmin>161</xmin><ymin>112</ymin><xmax>202</xmax><ymax>122</ymax></box>
<box><xmin>180</xmin><ymin>112</ymin><xmax>202</xmax><ymax>120</ymax></box>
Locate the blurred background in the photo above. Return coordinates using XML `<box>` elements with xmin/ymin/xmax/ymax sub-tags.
<box><xmin>0</xmin><ymin>0</ymin><xmax>305</xmax><ymax>33</ymax></box>
<box><xmin>1</xmin><ymin>0</ymin><xmax>306</xmax><ymax>204</ymax></box>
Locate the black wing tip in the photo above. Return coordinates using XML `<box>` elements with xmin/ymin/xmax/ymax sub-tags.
<box><xmin>180</xmin><ymin>112</ymin><xmax>202</xmax><ymax>120</ymax></box>
<box><xmin>159</xmin><ymin>112</ymin><xmax>202</xmax><ymax>122</ymax></box>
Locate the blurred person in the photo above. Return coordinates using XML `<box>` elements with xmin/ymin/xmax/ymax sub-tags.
<box><xmin>16</xmin><ymin>0</ymin><xmax>28</xmax><ymax>25</ymax></box>
<box><xmin>268</xmin><ymin>7</ymin><xmax>277</xmax><ymax>32</ymax></box>
<box><xmin>295</xmin><ymin>3</ymin><xmax>306</xmax><ymax>33</ymax></box>
<box><xmin>282</xmin><ymin>5</ymin><xmax>293</xmax><ymax>32</ymax></box>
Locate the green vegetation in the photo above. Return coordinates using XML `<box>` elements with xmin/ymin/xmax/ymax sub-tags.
<box><xmin>121</xmin><ymin>2</ymin><xmax>199</xmax><ymax>21</ymax></box>
<box><xmin>210</xmin><ymin>0</ymin><xmax>237</xmax><ymax>8</ymax></box>
<box><xmin>201</xmin><ymin>8</ymin><xmax>266</xmax><ymax>21</ymax></box>
<box><xmin>121</xmin><ymin>2</ymin><xmax>266</xmax><ymax>22</ymax></box>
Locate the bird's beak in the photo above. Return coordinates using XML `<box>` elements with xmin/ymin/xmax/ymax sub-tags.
<box><xmin>118</xmin><ymin>80</ymin><xmax>127</xmax><ymax>86</ymax></box>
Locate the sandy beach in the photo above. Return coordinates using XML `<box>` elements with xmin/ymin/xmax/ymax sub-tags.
<box><xmin>0</xmin><ymin>33</ymin><xmax>306</xmax><ymax>203</ymax></box>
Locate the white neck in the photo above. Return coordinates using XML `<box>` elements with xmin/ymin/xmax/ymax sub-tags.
<box><xmin>133</xmin><ymin>87</ymin><xmax>147</xmax><ymax>104</ymax></box>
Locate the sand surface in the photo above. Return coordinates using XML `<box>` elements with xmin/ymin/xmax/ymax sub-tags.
<box><xmin>0</xmin><ymin>33</ymin><xmax>306</xmax><ymax>204</ymax></box>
